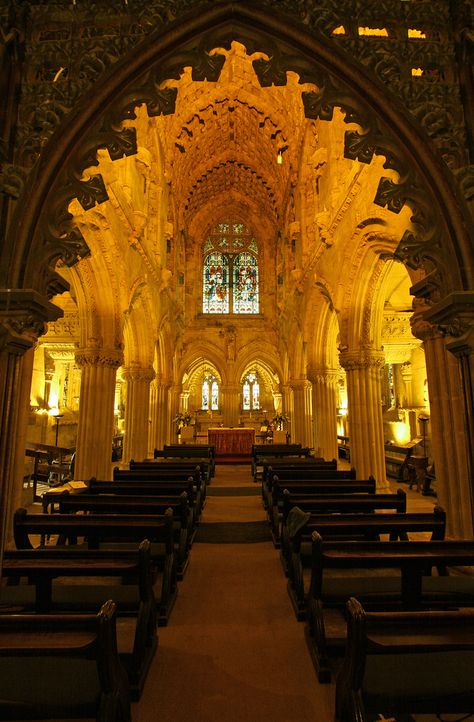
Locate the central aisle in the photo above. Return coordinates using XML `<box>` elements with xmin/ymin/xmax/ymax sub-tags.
<box><xmin>132</xmin><ymin>462</ymin><xmax>334</xmax><ymax>722</ymax></box>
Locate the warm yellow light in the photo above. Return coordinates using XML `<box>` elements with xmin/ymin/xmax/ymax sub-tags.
<box><xmin>332</xmin><ymin>25</ymin><xmax>346</xmax><ymax>36</ymax></box>
<box><xmin>408</xmin><ymin>29</ymin><xmax>427</xmax><ymax>39</ymax></box>
<box><xmin>48</xmin><ymin>407</ymin><xmax>59</xmax><ymax>417</ymax></box>
<box><xmin>411</xmin><ymin>68</ymin><xmax>423</xmax><ymax>77</ymax></box>
<box><xmin>358</xmin><ymin>27</ymin><xmax>388</xmax><ymax>37</ymax></box>
<box><xmin>277</xmin><ymin>152</ymin><xmax>283</xmax><ymax>165</ymax></box>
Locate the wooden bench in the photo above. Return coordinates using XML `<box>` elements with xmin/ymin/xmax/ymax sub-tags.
<box><xmin>283</xmin><ymin>506</ymin><xmax>446</xmax><ymax>621</ymax></box>
<box><xmin>12</xmin><ymin>506</ymin><xmax>178</xmax><ymax>626</ymax></box>
<box><xmin>251</xmin><ymin>443</ymin><xmax>311</xmax><ymax>480</ymax></box>
<box><xmin>85</xmin><ymin>477</ymin><xmax>203</xmax><ymax>521</ymax></box>
<box><xmin>306</xmin><ymin>534</ymin><xmax>474</xmax><ymax>682</ymax></box>
<box><xmin>0</xmin><ymin>599</ymin><xmax>131</xmax><ymax>721</ymax></box>
<box><xmin>1</xmin><ymin>540</ymin><xmax>156</xmax><ymax>700</ymax></box>
<box><xmin>384</xmin><ymin>441</ymin><xmax>418</xmax><ymax>482</ymax></box>
<box><xmin>131</xmin><ymin>457</ymin><xmax>212</xmax><ymax>484</ymax></box>
<box><xmin>155</xmin><ymin>444</ymin><xmax>216</xmax><ymax>477</ymax></box>
<box><xmin>52</xmin><ymin>490</ymin><xmax>193</xmax><ymax>579</ymax></box>
<box><xmin>337</xmin><ymin>435</ymin><xmax>350</xmax><ymax>461</ymax></box>
<box><xmin>336</xmin><ymin>598</ymin><xmax>474</xmax><ymax>722</ymax></box>
<box><xmin>263</xmin><ymin>464</ymin><xmax>354</xmax><ymax>511</ymax></box>
<box><xmin>113</xmin><ymin>466</ymin><xmax>206</xmax><ymax>512</ymax></box>
<box><xmin>267</xmin><ymin>477</ymin><xmax>380</xmax><ymax>547</ymax></box>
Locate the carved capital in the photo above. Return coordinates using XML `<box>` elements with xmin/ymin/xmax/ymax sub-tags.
<box><xmin>339</xmin><ymin>349</ymin><xmax>385</xmax><ymax>371</ymax></box>
<box><xmin>75</xmin><ymin>342</ymin><xmax>123</xmax><ymax>369</ymax></box>
<box><xmin>122</xmin><ymin>366</ymin><xmax>156</xmax><ymax>384</ymax></box>
<box><xmin>0</xmin><ymin>289</ymin><xmax>63</xmax><ymax>354</ymax></box>
<box><xmin>423</xmin><ymin>292</ymin><xmax>474</xmax><ymax>357</ymax></box>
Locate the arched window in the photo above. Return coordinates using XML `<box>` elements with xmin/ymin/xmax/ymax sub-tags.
<box><xmin>202</xmin><ymin>373</ymin><xmax>219</xmax><ymax>411</ymax></box>
<box><xmin>202</xmin><ymin>221</ymin><xmax>259</xmax><ymax>315</ymax></box>
<box><xmin>242</xmin><ymin>372</ymin><xmax>260</xmax><ymax>410</ymax></box>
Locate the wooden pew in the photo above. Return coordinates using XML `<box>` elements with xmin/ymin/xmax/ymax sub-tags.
<box><xmin>86</xmin><ymin>477</ymin><xmax>203</xmax><ymax>521</ymax></box>
<box><xmin>384</xmin><ymin>441</ymin><xmax>418</xmax><ymax>482</ymax></box>
<box><xmin>0</xmin><ymin>599</ymin><xmax>131</xmax><ymax>721</ymax></box>
<box><xmin>12</xmin><ymin>506</ymin><xmax>178</xmax><ymax>626</ymax></box>
<box><xmin>155</xmin><ymin>444</ymin><xmax>216</xmax><ymax>477</ymax></box>
<box><xmin>1</xmin><ymin>540</ymin><xmax>156</xmax><ymax>700</ymax></box>
<box><xmin>251</xmin><ymin>443</ymin><xmax>311</xmax><ymax>481</ymax></box>
<box><xmin>52</xmin><ymin>489</ymin><xmax>193</xmax><ymax>579</ymax></box>
<box><xmin>282</xmin><ymin>506</ymin><xmax>446</xmax><ymax>621</ymax></box>
<box><xmin>267</xmin><ymin>478</ymin><xmax>383</xmax><ymax>547</ymax></box>
<box><xmin>306</xmin><ymin>533</ymin><xmax>474</xmax><ymax>682</ymax></box>
<box><xmin>262</xmin><ymin>461</ymin><xmax>356</xmax><ymax>509</ymax></box>
<box><xmin>113</xmin><ymin>466</ymin><xmax>206</xmax><ymax>512</ymax></box>
<box><xmin>336</xmin><ymin>598</ymin><xmax>474</xmax><ymax>722</ymax></box>
<box><xmin>130</xmin><ymin>457</ymin><xmax>212</xmax><ymax>484</ymax></box>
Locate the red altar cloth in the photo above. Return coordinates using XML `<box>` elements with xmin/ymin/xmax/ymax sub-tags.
<box><xmin>208</xmin><ymin>428</ymin><xmax>255</xmax><ymax>456</ymax></box>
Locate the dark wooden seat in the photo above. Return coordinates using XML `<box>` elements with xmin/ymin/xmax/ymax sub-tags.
<box><xmin>155</xmin><ymin>444</ymin><xmax>216</xmax><ymax>477</ymax></box>
<box><xmin>0</xmin><ymin>599</ymin><xmax>131</xmax><ymax>721</ymax></box>
<box><xmin>336</xmin><ymin>598</ymin><xmax>474</xmax><ymax>722</ymax></box>
<box><xmin>12</xmin><ymin>506</ymin><xmax>178</xmax><ymax>626</ymax></box>
<box><xmin>130</xmin><ymin>457</ymin><xmax>212</xmax><ymax>484</ymax></box>
<box><xmin>52</xmin><ymin>489</ymin><xmax>193</xmax><ymax>578</ymax></box>
<box><xmin>282</xmin><ymin>506</ymin><xmax>446</xmax><ymax>621</ymax></box>
<box><xmin>251</xmin><ymin>443</ymin><xmax>311</xmax><ymax>480</ymax></box>
<box><xmin>337</xmin><ymin>435</ymin><xmax>350</xmax><ymax>461</ymax></box>
<box><xmin>306</xmin><ymin>533</ymin><xmax>474</xmax><ymax>683</ymax></box>
<box><xmin>384</xmin><ymin>441</ymin><xmax>418</xmax><ymax>482</ymax></box>
<box><xmin>85</xmin><ymin>476</ymin><xmax>203</xmax><ymax>521</ymax></box>
<box><xmin>262</xmin><ymin>464</ymin><xmax>353</xmax><ymax>510</ymax></box>
<box><xmin>1</xmin><ymin>540</ymin><xmax>156</xmax><ymax>700</ymax></box>
<box><xmin>113</xmin><ymin>466</ymin><xmax>206</xmax><ymax>512</ymax></box>
<box><xmin>267</xmin><ymin>477</ymin><xmax>382</xmax><ymax>547</ymax></box>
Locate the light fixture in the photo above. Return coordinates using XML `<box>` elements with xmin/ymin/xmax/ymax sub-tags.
<box><xmin>277</xmin><ymin>150</ymin><xmax>283</xmax><ymax>165</ymax></box>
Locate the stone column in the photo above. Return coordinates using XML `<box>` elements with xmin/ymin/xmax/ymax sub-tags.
<box><xmin>416</xmin><ymin>296</ymin><xmax>474</xmax><ymax>537</ymax></box>
<box><xmin>122</xmin><ymin>366</ymin><xmax>155</xmax><ymax>464</ymax></box>
<box><xmin>0</xmin><ymin>290</ymin><xmax>63</xmax><ymax>558</ymax></box>
<box><xmin>310</xmin><ymin>368</ymin><xmax>339</xmax><ymax>461</ymax></box>
<box><xmin>290</xmin><ymin>379</ymin><xmax>313</xmax><ymax>447</ymax></box>
<box><xmin>74</xmin><ymin>344</ymin><xmax>123</xmax><ymax>481</ymax></box>
<box><xmin>221</xmin><ymin>384</ymin><xmax>240</xmax><ymax>427</ymax></box>
<box><xmin>169</xmin><ymin>385</ymin><xmax>182</xmax><ymax>443</ymax></box>
<box><xmin>149</xmin><ymin>376</ymin><xmax>171</xmax><ymax>455</ymax></box>
<box><xmin>339</xmin><ymin>349</ymin><xmax>388</xmax><ymax>489</ymax></box>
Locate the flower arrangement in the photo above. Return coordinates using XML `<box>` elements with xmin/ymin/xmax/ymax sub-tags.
<box><xmin>173</xmin><ymin>412</ymin><xmax>193</xmax><ymax>433</ymax></box>
<box><xmin>271</xmin><ymin>413</ymin><xmax>289</xmax><ymax>430</ymax></box>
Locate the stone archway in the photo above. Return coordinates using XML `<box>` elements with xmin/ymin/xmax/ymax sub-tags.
<box><xmin>1</xmin><ymin>2</ymin><xmax>474</xmax><ymax>552</ymax></box>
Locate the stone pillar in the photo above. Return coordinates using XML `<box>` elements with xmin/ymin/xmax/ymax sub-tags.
<box><xmin>311</xmin><ymin>368</ymin><xmax>339</xmax><ymax>461</ymax></box>
<box><xmin>122</xmin><ymin>366</ymin><xmax>155</xmax><ymax>464</ymax></box>
<box><xmin>417</xmin><ymin>295</ymin><xmax>474</xmax><ymax>538</ymax></box>
<box><xmin>290</xmin><ymin>379</ymin><xmax>313</xmax><ymax>447</ymax></box>
<box><xmin>74</xmin><ymin>344</ymin><xmax>123</xmax><ymax>481</ymax></box>
<box><xmin>149</xmin><ymin>377</ymin><xmax>170</xmax><ymax>455</ymax></box>
<box><xmin>221</xmin><ymin>384</ymin><xmax>240</xmax><ymax>427</ymax></box>
<box><xmin>339</xmin><ymin>349</ymin><xmax>388</xmax><ymax>489</ymax></box>
<box><xmin>169</xmin><ymin>385</ymin><xmax>182</xmax><ymax>443</ymax></box>
<box><xmin>0</xmin><ymin>290</ymin><xmax>63</xmax><ymax>559</ymax></box>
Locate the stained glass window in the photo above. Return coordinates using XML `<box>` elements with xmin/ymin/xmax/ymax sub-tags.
<box><xmin>233</xmin><ymin>253</ymin><xmax>259</xmax><ymax>314</ymax></box>
<box><xmin>242</xmin><ymin>372</ymin><xmax>260</xmax><ymax>410</ymax></box>
<box><xmin>202</xmin><ymin>221</ymin><xmax>259</xmax><ymax>315</ymax></box>
<box><xmin>203</xmin><ymin>253</ymin><xmax>229</xmax><ymax>314</ymax></box>
<box><xmin>202</xmin><ymin>373</ymin><xmax>219</xmax><ymax>411</ymax></box>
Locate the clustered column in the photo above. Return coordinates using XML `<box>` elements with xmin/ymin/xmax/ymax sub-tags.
<box><xmin>122</xmin><ymin>366</ymin><xmax>155</xmax><ymax>465</ymax></box>
<box><xmin>311</xmin><ymin>368</ymin><xmax>339</xmax><ymax>461</ymax></box>
<box><xmin>149</xmin><ymin>376</ymin><xmax>170</xmax><ymax>455</ymax></box>
<box><xmin>290</xmin><ymin>379</ymin><xmax>313</xmax><ymax>448</ymax></box>
<box><xmin>339</xmin><ymin>350</ymin><xmax>387</xmax><ymax>489</ymax></box>
<box><xmin>74</xmin><ymin>345</ymin><xmax>123</xmax><ymax>481</ymax></box>
<box><xmin>412</xmin><ymin>309</ymin><xmax>473</xmax><ymax>537</ymax></box>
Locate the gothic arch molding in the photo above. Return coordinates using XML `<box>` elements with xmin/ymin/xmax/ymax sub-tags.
<box><xmin>5</xmin><ymin>1</ymin><xmax>473</xmax><ymax>309</ymax></box>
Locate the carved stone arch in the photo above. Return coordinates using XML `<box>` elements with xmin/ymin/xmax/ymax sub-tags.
<box><xmin>6</xmin><ymin>1</ymin><xmax>473</xmax><ymax>307</ymax></box>
<box><xmin>303</xmin><ymin>287</ymin><xmax>341</xmax><ymax>372</ymax></box>
<box><xmin>178</xmin><ymin>343</ymin><xmax>228</xmax><ymax>387</ymax></box>
<box><xmin>122</xmin><ymin>283</ymin><xmax>155</xmax><ymax>369</ymax></box>
<box><xmin>236</xmin><ymin>345</ymin><xmax>284</xmax><ymax>388</ymax></box>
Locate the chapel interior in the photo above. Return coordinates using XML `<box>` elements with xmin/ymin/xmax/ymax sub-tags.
<box><xmin>0</xmin><ymin>0</ymin><xmax>474</xmax><ymax>719</ymax></box>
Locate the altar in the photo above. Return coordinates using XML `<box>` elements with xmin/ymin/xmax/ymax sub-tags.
<box><xmin>208</xmin><ymin>428</ymin><xmax>255</xmax><ymax>456</ymax></box>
